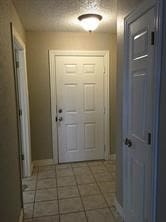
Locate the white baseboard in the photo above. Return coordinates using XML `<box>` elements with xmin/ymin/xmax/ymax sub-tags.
<box><xmin>111</xmin><ymin>154</ymin><xmax>116</xmax><ymax>160</ymax></box>
<box><xmin>114</xmin><ymin>198</ymin><xmax>124</xmax><ymax>221</ymax></box>
<box><xmin>18</xmin><ymin>209</ymin><xmax>23</xmax><ymax>222</ymax></box>
<box><xmin>33</xmin><ymin>159</ymin><xmax>54</xmax><ymax>166</ymax></box>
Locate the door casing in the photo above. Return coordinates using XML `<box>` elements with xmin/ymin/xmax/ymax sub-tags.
<box><xmin>49</xmin><ymin>50</ymin><xmax>110</xmax><ymax>164</ymax></box>
<box><xmin>123</xmin><ymin>0</ymin><xmax>163</xmax><ymax>221</ymax></box>
<box><xmin>12</xmin><ymin>26</ymin><xmax>32</xmax><ymax>177</ymax></box>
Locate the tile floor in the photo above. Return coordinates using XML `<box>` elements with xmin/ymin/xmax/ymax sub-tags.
<box><xmin>23</xmin><ymin>160</ymin><xmax>116</xmax><ymax>222</ymax></box>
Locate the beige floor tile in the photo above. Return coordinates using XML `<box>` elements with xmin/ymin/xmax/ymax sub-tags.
<box><xmin>38</xmin><ymin>170</ymin><xmax>55</xmax><ymax>179</ymax></box>
<box><xmin>94</xmin><ymin>172</ymin><xmax>113</xmax><ymax>182</ymax></box>
<box><xmin>34</xmin><ymin>200</ymin><xmax>58</xmax><ymax>217</ymax></box>
<box><xmin>110</xmin><ymin>206</ymin><xmax>123</xmax><ymax>222</ymax></box>
<box><xmin>103</xmin><ymin>193</ymin><xmax>116</xmax><ymax>207</ymax></box>
<box><xmin>60</xmin><ymin>212</ymin><xmax>87</xmax><ymax>222</ymax></box>
<box><xmin>35</xmin><ymin>188</ymin><xmax>57</xmax><ymax>202</ymax></box>
<box><xmin>23</xmin><ymin>191</ymin><xmax>35</xmax><ymax>204</ymax></box>
<box><xmin>73</xmin><ymin>167</ymin><xmax>91</xmax><ymax>176</ymax></box>
<box><xmin>39</xmin><ymin>165</ymin><xmax>56</xmax><ymax>172</ymax></box>
<box><xmin>103</xmin><ymin>160</ymin><xmax>116</xmax><ymax>166</ymax></box>
<box><xmin>56</xmin><ymin>163</ymin><xmax>71</xmax><ymax>169</ymax></box>
<box><xmin>57</xmin><ymin>168</ymin><xmax>73</xmax><ymax>177</ymax></box>
<box><xmin>58</xmin><ymin>186</ymin><xmax>79</xmax><ymax>199</ymax></box>
<box><xmin>23</xmin><ymin>161</ymin><xmax>116</xmax><ymax>221</ymax></box>
<box><xmin>22</xmin><ymin>179</ymin><xmax>36</xmax><ymax>191</ymax></box>
<box><xmin>78</xmin><ymin>183</ymin><xmax>100</xmax><ymax>196</ymax></box>
<box><xmin>111</xmin><ymin>172</ymin><xmax>116</xmax><ymax>180</ymax></box>
<box><xmin>59</xmin><ymin>197</ymin><xmax>83</xmax><ymax>214</ymax></box>
<box><xmin>37</xmin><ymin>178</ymin><xmax>57</xmax><ymax>189</ymax></box>
<box><xmin>32</xmin><ymin>215</ymin><xmax>59</xmax><ymax>222</ymax></box>
<box><xmin>82</xmin><ymin>195</ymin><xmax>107</xmax><ymax>210</ymax></box>
<box><xmin>32</xmin><ymin>168</ymin><xmax>39</xmax><ymax>176</ymax></box>
<box><xmin>98</xmin><ymin>182</ymin><xmax>116</xmax><ymax>193</ymax></box>
<box><xmin>87</xmin><ymin>161</ymin><xmax>104</xmax><ymax>167</ymax></box>
<box><xmin>86</xmin><ymin>208</ymin><xmax>115</xmax><ymax>222</ymax></box>
<box><xmin>23</xmin><ymin>176</ymin><xmax>37</xmax><ymax>182</ymax></box>
<box><xmin>76</xmin><ymin>174</ymin><xmax>95</xmax><ymax>185</ymax></box>
<box><xmin>106</xmin><ymin>165</ymin><xmax>116</xmax><ymax>172</ymax></box>
<box><xmin>24</xmin><ymin>203</ymin><xmax>34</xmax><ymax>219</ymax></box>
<box><xmin>71</xmin><ymin>162</ymin><xmax>88</xmax><ymax>168</ymax></box>
<box><xmin>90</xmin><ymin>166</ymin><xmax>108</xmax><ymax>174</ymax></box>
<box><xmin>57</xmin><ymin>176</ymin><xmax>76</xmax><ymax>187</ymax></box>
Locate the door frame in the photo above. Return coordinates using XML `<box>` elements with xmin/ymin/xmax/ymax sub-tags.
<box><xmin>11</xmin><ymin>27</ymin><xmax>32</xmax><ymax>177</ymax></box>
<box><xmin>123</xmin><ymin>0</ymin><xmax>163</xmax><ymax>221</ymax></box>
<box><xmin>49</xmin><ymin>50</ymin><xmax>110</xmax><ymax>164</ymax></box>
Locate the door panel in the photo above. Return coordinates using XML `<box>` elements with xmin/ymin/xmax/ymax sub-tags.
<box><xmin>84</xmin><ymin>84</ymin><xmax>96</xmax><ymax>111</ymax></box>
<box><xmin>84</xmin><ymin>123</ymin><xmax>96</xmax><ymax>150</ymax></box>
<box><xmin>131</xmin><ymin>72</ymin><xmax>147</xmax><ymax>141</ymax></box>
<box><xmin>132</xmin><ymin>30</ymin><xmax>148</xmax><ymax>60</ymax></box>
<box><xmin>125</xmin><ymin>7</ymin><xmax>155</xmax><ymax>222</ymax></box>
<box><xmin>56</xmin><ymin>56</ymin><xmax>104</xmax><ymax>162</ymax></box>
<box><xmin>66</xmin><ymin>124</ymin><xmax>78</xmax><ymax>151</ymax></box>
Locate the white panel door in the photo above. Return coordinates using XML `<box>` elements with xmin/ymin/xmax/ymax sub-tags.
<box><xmin>124</xmin><ymin>8</ymin><xmax>155</xmax><ymax>222</ymax></box>
<box><xmin>56</xmin><ymin>56</ymin><xmax>104</xmax><ymax>163</ymax></box>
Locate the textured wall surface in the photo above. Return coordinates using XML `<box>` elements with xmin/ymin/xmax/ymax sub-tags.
<box><xmin>116</xmin><ymin>0</ymin><xmax>144</xmax><ymax>206</ymax></box>
<box><xmin>26</xmin><ymin>31</ymin><xmax>117</xmax><ymax>161</ymax></box>
<box><xmin>0</xmin><ymin>1</ymin><xmax>24</xmax><ymax>221</ymax></box>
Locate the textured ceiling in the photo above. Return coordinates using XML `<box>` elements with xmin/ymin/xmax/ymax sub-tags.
<box><xmin>13</xmin><ymin>0</ymin><xmax>117</xmax><ymax>33</ymax></box>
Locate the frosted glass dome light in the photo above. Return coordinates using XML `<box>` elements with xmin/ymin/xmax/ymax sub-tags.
<box><xmin>78</xmin><ymin>14</ymin><xmax>102</xmax><ymax>32</ymax></box>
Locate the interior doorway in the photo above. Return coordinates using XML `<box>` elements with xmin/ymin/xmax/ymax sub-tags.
<box><xmin>12</xmin><ymin>26</ymin><xmax>31</xmax><ymax>178</ymax></box>
<box><xmin>49</xmin><ymin>51</ymin><xmax>110</xmax><ymax>164</ymax></box>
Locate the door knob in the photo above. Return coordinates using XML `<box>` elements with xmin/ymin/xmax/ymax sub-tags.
<box><xmin>125</xmin><ymin>138</ymin><xmax>132</xmax><ymax>147</ymax></box>
<box><xmin>58</xmin><ymin>117</ymin><xmax>63</xmax><ymax>122</ymax></box>
<box><xmin>58</xmin><ymin>109</ymin><xmax>63</xmax><ymax>113</ymax></box>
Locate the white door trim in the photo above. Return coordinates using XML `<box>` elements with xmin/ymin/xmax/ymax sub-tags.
<box><xmin>12</xmin><ymin>27</ymin><xmax>32</xmax><ymax>177</ymax></box>
<box><xmin>49</xmin><ymin>50</ymin><xmax>110</xmax><ymax>164</ymax></box>
<box><xmin>123</xmin><ymin>0</ymin><xmax>163</xmax><ymax>221</ymax></box>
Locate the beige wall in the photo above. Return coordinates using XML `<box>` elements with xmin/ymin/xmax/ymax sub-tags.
<box><xmin>26</xmin><ymin>31</ymin><xmax>117</xmax><ymax>161</ymax></box>
<box><xmin>0</xmin><ymin>1</ymin><xmax>26</xmax><ymax>221</ymax></box>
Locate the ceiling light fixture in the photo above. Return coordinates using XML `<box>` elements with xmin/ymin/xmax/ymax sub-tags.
<box><xmin>78</xmin><ymin>14</ymin><xmax>102</xmax><ymax>32</ymax></box>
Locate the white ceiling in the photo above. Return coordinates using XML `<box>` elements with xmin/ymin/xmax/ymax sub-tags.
<box><xmin>13</xmin><ymin>0</ymin><xmax>117</xmax><ymax>33</ymax></box>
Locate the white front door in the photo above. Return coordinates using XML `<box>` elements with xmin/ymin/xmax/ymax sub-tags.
<box><xmin>124</xmin><ymin>7</ymin><xmax>155</xmax><ymax>222</ymax></box>
<box><xmin>56</xmin><ymin>56</ymin><xmax>105</xmax><ymax>163</ymax></box>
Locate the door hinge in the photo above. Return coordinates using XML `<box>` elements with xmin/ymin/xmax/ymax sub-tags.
<box><xmin>21</xmin><ymin>154</ymin><xmax>24</xmax><ymax>160</ymax></box>
<box><xmin>16</xmin><ymin>61</ymin><xmax>19</xmax><ymax>68</ymax></box>
<box><xmin>151</xmin><ymin>32</ymin><xmax>155</xmax><ymax>45</ymax></box>
<box><xmin>19</xmin><ymin>109</ymin><xmax>22</xmax><ymax>116</ymax></box>
<box><xmin>148</xmin><ymin>132</ymin><xmax>152</xmax><ymax>145</ymax></box>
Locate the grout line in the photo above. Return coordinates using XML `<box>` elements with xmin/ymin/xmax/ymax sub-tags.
<box><xmin>71</xmin><ymin>164</ymin><xmax>88</xmax><ymax>222</ymax></box>
<box><xmin>55</xmin><ymin>164</ymin><xmax>61</xmax><ymax>222</ymax></box>
<box><xmin>87</xmin><ymin>162</ymin><xmax>111</xmax><ymax>210</ymax></box>
<box><xmin>23</xmin><ymin>161</ymin><xmax>116</xmax><ymax>221</ymax></box>
<box><xmin>59</xmin><ymin>210</ymin><xmax>85</xmax><ymax>216</ymax></box>
<box><xmin>32</xmin><ymin>165</ymin><xmax>39</xmax><ymax>219</ymax></box>
<box><xmin>89</xmin><ymin>162</ymin><xmax>117</xmax><ymax>219</ymax></box>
